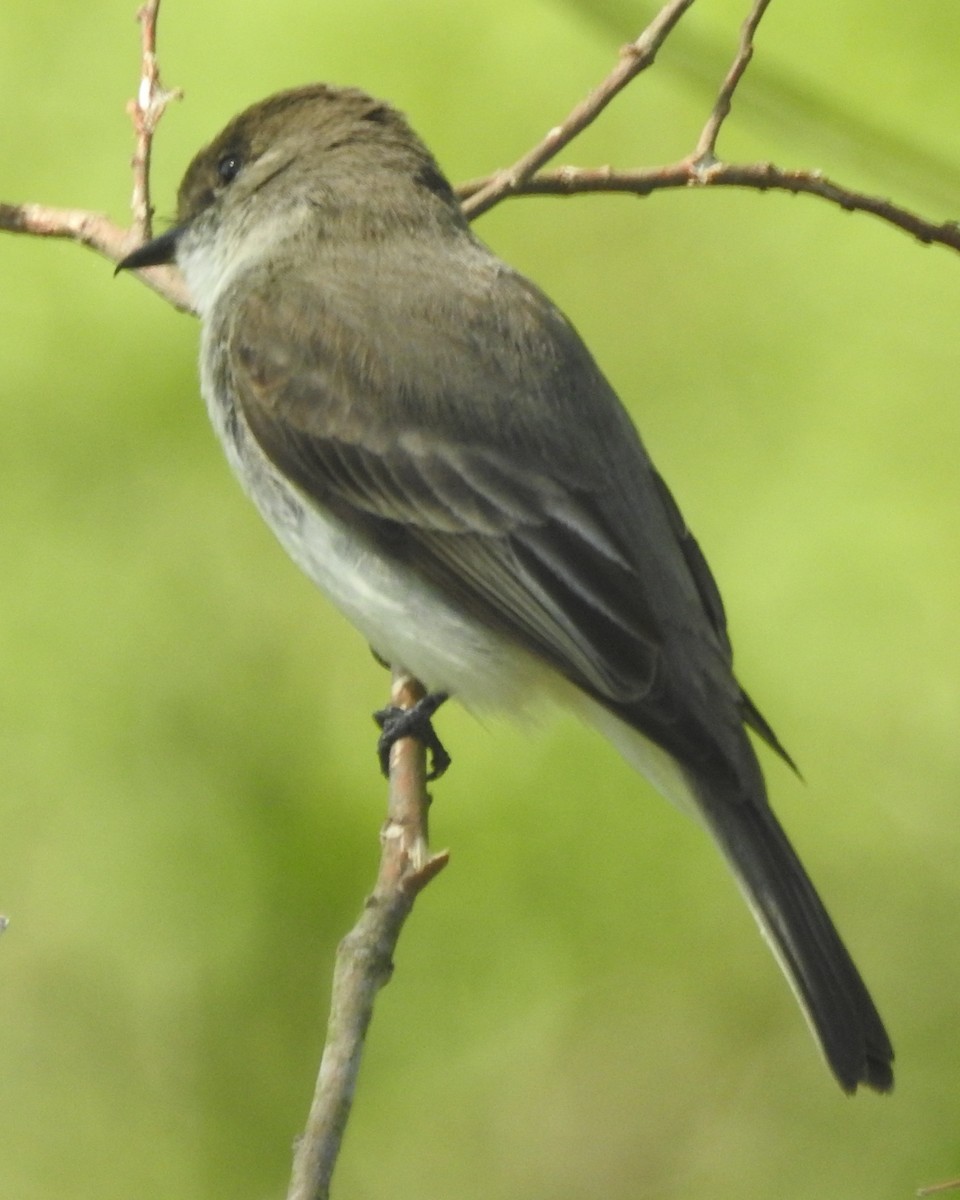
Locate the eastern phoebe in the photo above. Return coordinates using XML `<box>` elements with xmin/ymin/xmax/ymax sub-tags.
<box><xmin>118</xmin><ymin>84</ymin><xmax>893</xmax><ymax>1093</ymax></box>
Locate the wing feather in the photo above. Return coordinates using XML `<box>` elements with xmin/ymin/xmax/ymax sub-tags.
<box><xmin>221</xmin><ymin>250</ymin><xmax>787</xmax><ymax>771</ymax></box>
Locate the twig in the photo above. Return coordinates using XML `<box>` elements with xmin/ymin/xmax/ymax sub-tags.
<box><xmin>453</xmin><ymin>0</ymin><xmax>960</xmax><ymax>258</ymax></box>
<box><xmin>919</xmin><ymin>1180</ymin><xmax>960</xmax><ymax>1197</ymax></box>
<box><xmin>0</xmin><ymin>201</ymin><xmax>193</xmax><ymax>310</ymax></box>
<box><xmin>285</xmin><ymin>670</ymin><xmax>449</xmax><ymax>1200</ymax></box>
<box><xmin>456</xmin><ymin>160</ymin><xmax>960</xmax><ymax>254</ymax></box>
<box><xmin>0</xmin><ymin>0</ymin><xmax>192</xmax><ymax>311</ymax></box>
<box><xmin>692</xmin><ymin>0</ymin><xmax>774</xmax><ymax>166</ymax></box>
<box><xmin>461</xmin><ymin>0</ymin><xmax>697</xmax><ymax>219</ymax></box>
<box><xmin>126</xmin><ymin>0</ymin><xmax>183</xmax><ymax>240</ymax></box>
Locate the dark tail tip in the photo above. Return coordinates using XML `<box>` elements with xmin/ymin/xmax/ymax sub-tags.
<box><xmin>835</xmin><ymin>1030</ymin><xmax>894</xmax><ymax>1095</ymax></box>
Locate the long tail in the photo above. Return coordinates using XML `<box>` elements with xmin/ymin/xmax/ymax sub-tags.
<box><xmin>693</xmin><ymin>774</ymin><xmax>894</xmax><ymax>1093</ymax></box>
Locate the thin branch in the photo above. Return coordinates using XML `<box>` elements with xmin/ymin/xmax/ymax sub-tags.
<box><xmin>0</xmin><ymin>0</ymin><xmax>192</xmax><ymax>311</ymax></box>
<box><xmin>285</xmin><ymin>670</ymin><xmax>449</xmax><ymax>1200</ymax></box>
<box><xmin>693</xmin><ymin>0</ymin><xmax>774</xmax><ymax>165</ymax></box>
<box><xmin>126</xmin><ymin>0</ymin><xmax>183</xmax><ymax>240</ymax></box>
<box><xmin>461</xmin><ymin>0</ymin><xmax>697</xmax><ymax>219</ymax></box>
<box><xmin>456</xmin><ymin>160</ymin><xmax>960</xmax><ymax>254</ymax></box>
<box><xmin>454</xmin><ymin>0</ymin><xmax>960</xmax><ymax>257</ymax></box>
<box><xmin>0</xmin><ymin>201</ymin><xmax>193</xmax><ymax>309</ymax></box>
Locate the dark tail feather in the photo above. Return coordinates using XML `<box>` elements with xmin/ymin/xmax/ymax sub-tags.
<box><xmin>694</xmin><ymin>777</ymin><xmax>894</xmax><ymax>1093</ymax></box>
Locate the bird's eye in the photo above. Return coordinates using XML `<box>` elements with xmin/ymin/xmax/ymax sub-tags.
<box><xmin>217</xmin><ymin>153</ymin><xmax>243</xmax><ymax>184</ymax></box>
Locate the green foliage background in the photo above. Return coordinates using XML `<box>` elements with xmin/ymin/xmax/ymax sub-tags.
<box><xmin>2</xmin><ymin>1</ymin><xmax>959</xmax><ymax>1196</ymax></box>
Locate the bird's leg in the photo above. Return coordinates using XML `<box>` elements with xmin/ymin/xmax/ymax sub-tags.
<box><xmin>373</xmin><ymin>691</ymin><xmax>451</xmax><ymax>781</ymax></box>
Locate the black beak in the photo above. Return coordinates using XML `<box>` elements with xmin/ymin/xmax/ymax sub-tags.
<box><xmin>115</xmin><ymin>224</ymin><xmax>184</xmax><ymax>275</ymax></box>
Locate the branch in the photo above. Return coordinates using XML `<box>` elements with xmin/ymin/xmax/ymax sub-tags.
<box><xmin>455</xmin><ymin>0</ymin><xmax>960</xmax><ymax>258</ymax></box>
<box><xmin>692</xmin><ymin>0</ymin><xmax>774</xmax><ymax>166</ymax></box>
<box><xmin>0</xmin><ymin>0</ymin><xmax>192</xmax><ymax>312</ymax></box>
<box><xmin>126</xmin><ymin>0</ymin><xmax>183</xmax><ymax>240</ymax></box>
<box><xmin>285</xmin><ymin>670</ymin><xmax>449</xmax><ymax>1200</ymax></box>
<box><xmin>462</xmin><ymin>0</ymin><xmax>697</xmax><ymax>219</ymax></box>
<box><xmin>0</xmin><ymin>201</ymin><xmax>193</xmax><ymax>311</ymax></box>
<box><xmin>457</xmin><ymin>161</ymin><xmax>960</xmax><ymax>254</ymax></box>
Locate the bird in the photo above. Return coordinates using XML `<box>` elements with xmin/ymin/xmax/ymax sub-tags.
<box><xmin>118</xmin><ymin>83</ymin><xmax>893</xmax><ymax>1093</ymax></box>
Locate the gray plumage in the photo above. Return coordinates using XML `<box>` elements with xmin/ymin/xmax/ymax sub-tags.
<box><xmin>119</xmin><ymin>84</ymin><xmax>893</xmax><ymax>1093</ymax></box>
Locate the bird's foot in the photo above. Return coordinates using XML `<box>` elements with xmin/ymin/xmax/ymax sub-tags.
<box><xmin>373</xmin><ymin>691</ymin><xmax>451</xmax><ymax>781</ymax></box>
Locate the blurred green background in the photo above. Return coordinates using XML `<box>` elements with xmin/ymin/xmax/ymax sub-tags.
<box><xmin>2</xmin><ymin>1</ymin><xmax>959</xmax><ymax>1197</ymax></box>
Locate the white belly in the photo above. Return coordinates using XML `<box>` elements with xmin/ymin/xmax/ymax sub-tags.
<box><xmin>200</xmin><ymin>355</ymin><xmax>551</xmax><ymax>715</ymax></box>
<box><xmin>198</xmin><ymin>342</ymin><xmax>698</xmax><ymax>816</ymax></box>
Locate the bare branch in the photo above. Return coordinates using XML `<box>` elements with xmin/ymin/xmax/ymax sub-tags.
<box><xmin>0</xmin><ymin>0</ymin><xmax>191</xmax><ymax>311</ymax></box>
<box><xmin>285</xmin><ymin>670</ymin><xmax>449</xmax><ymax>1200</ymax></box>
<box><xmin>693</xmin><ymin>0</ymin><xmax>774</xmax><ymax>165</ymax></box>
<box><xmin>126</xmin><ymin>0</ymin><xmax>183</xmax><ymax>239</ymax></box>
<box><xmin>461</xmin><ymin>0</ymin><xmax>697</xmax><ymax>219</ymax></box>
<box><xmin>0</xmin><ymin>201</ymin><xmax>193</xmax><ymax>309</ymax></box>
<box><xmin>456</xmin><ymin>160</ymin><xmax>960</xmax><ymax>254</ymax></box>
<box><xmin>454</xmin><ymin>0</ymin><xmax>960</xmax><ymax>258</ymax></box>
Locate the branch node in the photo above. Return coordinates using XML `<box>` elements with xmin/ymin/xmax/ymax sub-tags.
<box><xmin>687</xmin><ymin>152</ymin><xmax>719</xmax><ymax>183</ymax></box>
<box><xmin>402</xmin><ymin>849</ymin><xmax>451</xmax><ymax>897</ymax></box>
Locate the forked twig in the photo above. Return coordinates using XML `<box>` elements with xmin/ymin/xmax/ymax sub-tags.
<box><xmin>462</xmin><ymin>0</ymin><xmax>697</xmax><ymax>219</ymax></box>
<box><xmin>456</xmin><ymin>0</ymin><xmax>960</xmax><ymax>256</ymax></box>
<box><xmin>0</xmin><ymin>0</ymin><xmax>191</xmax><ymax>310</ymax></box>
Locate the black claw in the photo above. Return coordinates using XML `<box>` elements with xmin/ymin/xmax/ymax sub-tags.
<box><xmin>373</xmin><ymin>692</ymin><xmax>451</xmax><ymax>780</ymax></box>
